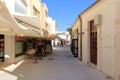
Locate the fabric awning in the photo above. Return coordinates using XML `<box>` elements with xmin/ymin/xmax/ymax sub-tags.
<box><xmin>17</xmin><ymin>23</ymin><xmax>42</xmax><ymax>37</ymax></box>
<box><xmin>13</xmin><ymin>14</ymin><xmax>41</xmax><ymax>30</ymax></box>
<box><xmin>41</xmin><ymin>27</ymin><xmax>56</xmax><ymax>40</ymax></box>
<box><xmin>13</xmin><ymin>14</ymin><xmax>42</xmax><ymax>37</ymax></box>
<box><xmin>48</xmin><ymin>33</ymin><xmax>56</xmax><ymax>40</ymax></box>
<box><xmin>0</xmin><ymin>1</ymin><xmax>18</xmax><ymax>35</ymax></box>
<box><xmin>41</xmin><ymin>28</ymin><xmax>49</xmax><ymax>38</ymax></box>
<box><xmin>0</xmin><ymin>0</ymin><xmax>42</xmax><ymax>37</ymax></box>
<box><xmin>0</xmin><ymin>0</ymin><xmax>33</xmax><ymax>36</ymax></box>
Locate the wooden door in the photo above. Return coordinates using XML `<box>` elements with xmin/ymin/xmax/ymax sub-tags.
<box><xmin>90</xmin><ymin>20</ymin><xmax>97</xmax><ymax>65</ymax></box>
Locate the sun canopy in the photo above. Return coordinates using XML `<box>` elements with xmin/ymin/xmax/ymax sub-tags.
<box><xmin>0</xmin><ymin>1</ymin><xmax>20</xmax><ymax>35</ymax></box>
<box><xmin>13</xmin><ymin>14</ymin><xmax>41</xmax><ymax>30</ymax></box>
<box><xmin>41</xmin><ymin>28</ymin><xmax>49</xmax><ymax>39</ymax></box>
<box><xmin>0</xmin><ymin>0</ymin><xmax>42</xmax><ymax>37</ymax></box>
<box><xmin>13</xmin><ymin>14</ymin><xmax>42</xmax><ymax>37</ymax></box>
<box><xmin>0</xmin><ymin>1</ymin><xmax>32</xmax><ymax>36</ymax></box>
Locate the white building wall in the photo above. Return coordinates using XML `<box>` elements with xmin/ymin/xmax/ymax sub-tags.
<box><xmin>4</xmin><ymin>0</ymin><xmax>15</xmax><ymax>14</ymax></box>
<box><xmin>4</xmin><ymin>0</ymin><xmax>29</xmax><ymax>15</ymax></box>
<box><xmin>81</xmin><ymin>0</ymin><xmax>117</xmax><ymax>78</ymax></box>
<box><xmin>47</xmin><ymin>17</ymin><xmax>56</xmax><ymax>34</ymax></box>
<box><xmin>51</xmin><ymin>20</ymin><xmax>56</xmax><ymax>34</ymax></box>
<box><xmin>26</xmin><ymin>0</ymin><xmax>30</xmax><ymax>16</ymax></box>
<box><xmin>72</xmin><ymin>18</ymin><xmax>81</xmax><ymax>59</ymax></box>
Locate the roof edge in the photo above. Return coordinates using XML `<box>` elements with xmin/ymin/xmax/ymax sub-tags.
<box><xmin>79</xmin><ymin>0</ymin><xmax>101</xmax><ymax>16</ymax></box>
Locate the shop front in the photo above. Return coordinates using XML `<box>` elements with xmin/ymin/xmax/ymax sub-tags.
<box><xmin>0</xmin><ymin>34</ymin><xmax>4</xmax><ymax>62</ymax></box>
<box><xmin>0</xmin><ymin>1</ymin><xmax>43</xmax><ymax>64</ymax></box>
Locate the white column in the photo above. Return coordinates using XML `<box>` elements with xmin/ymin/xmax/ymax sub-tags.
<box><xmin>5</xmin><ymin>35</ymin><xmax>15</xmax><ymax>64</ymax></box>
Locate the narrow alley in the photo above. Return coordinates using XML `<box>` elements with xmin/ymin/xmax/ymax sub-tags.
<box><xmin>0</xmin><ymin>45</ymin><xmax>113</xmax><ymax>80</ymax></box>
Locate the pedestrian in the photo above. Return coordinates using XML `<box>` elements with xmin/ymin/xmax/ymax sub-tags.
<box><xmin>57</xmin><ymin>42</ymin><xmax>59</xmax><ymax>47</ymax></box>
<box><xmin>36</xmin><ymin>41</ymin><xmax>44</xmax><ymax>57</ymax></box>
<box><xmin>45</xmin><ymin>44</ymin><xmax>52</xmax><ymax>55</ymax></box>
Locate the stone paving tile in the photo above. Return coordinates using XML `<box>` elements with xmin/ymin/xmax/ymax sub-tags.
<box><xmin>0</xmin><ymin>45</ymin><xmax>114</xmax><ymax>80</ymax></box>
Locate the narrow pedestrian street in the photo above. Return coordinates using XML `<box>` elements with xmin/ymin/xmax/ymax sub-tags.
<box><xmin>0</xmin><ymin>45</ymin><xmax>113</xmax><ymax>80</ymax></box>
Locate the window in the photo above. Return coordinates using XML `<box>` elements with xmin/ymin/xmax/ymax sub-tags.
<box><xmin>15</xmin><ymin>0</ymin><xmax>27</xmax><ymax>14</ymax></box>
<box><xmin>33</xmin><ymin>7</ymin><xmax>39</xmax><ymax>17</ymax></box>
<box><xmin>15</xmin><ymin>36</ymin><xmax>24</xmax><ymax>57</ymax></box>
<box><xmin>45</xmin><ymin>22</ymin><xmax>48</xmax><ymax>28</ymax></box>
<box><xmin>45</xmin><ymin>11</ymin><xmax>47</xmax><ymax>17</ymax></box>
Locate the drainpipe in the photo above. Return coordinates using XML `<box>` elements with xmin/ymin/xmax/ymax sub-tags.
<box><xmin>78</xmin><ymin>15</ymin><xmax>82</xmax><ymax>61</ymax></box>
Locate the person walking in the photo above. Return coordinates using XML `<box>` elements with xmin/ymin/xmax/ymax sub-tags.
<box><xmin>37</xmin><ymin>41</ymin><xmax>44</xmax><ymax>57</ymax></box>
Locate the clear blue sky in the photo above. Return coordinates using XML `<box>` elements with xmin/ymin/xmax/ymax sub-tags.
<box><xmin>41</xmin><ymin>0</ymin><xmax>96</xmax><ymax>31</ymax></box>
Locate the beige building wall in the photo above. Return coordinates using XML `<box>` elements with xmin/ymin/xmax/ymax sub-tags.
<box><xmin>30</xmin><ymin>0</ymin><xmax>41</xmax><ymax>16</ymax></box>
<box><xmin>115</xmin><ymin>1</ymin><xmax>120</xmax><ymax>80</ymax></box>
<box><xmin>79</xmin><ymin>0</ymin><xmax>119</xmax><ymax>78</ymax></box>
<box><xmin>3</xmin><ymin>0</ymin><xmax>42</xmax><ymax>64</ymax></box>
<box><xmin>29</xmin><ymin>0</ymin><xmax>41</xmax><ymax>29</ymax></box>
<box><xmin>72</xmin><ymin>17</ymin><xmax>81</xmax><ymax>59</ymax></box>
<box><xmin>41</xmin><ymin>3</ymin><xmax>48</xmax><ymax>29</ymax></box>
<box><xmin>46</xmin><ymin>17</ymin><xmax>51</xmax><ymax>32</ymax></box>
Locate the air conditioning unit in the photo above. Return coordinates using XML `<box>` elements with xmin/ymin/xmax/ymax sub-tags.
<box><xmin>94</xmin><ymin>15</ymin><xmax>102</xmax><ymax>26</ymax></box>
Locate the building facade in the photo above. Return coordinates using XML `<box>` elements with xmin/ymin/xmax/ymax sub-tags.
<box><xmin>115</xmin><ymin>1</ymin><xmax>120</xmax><ymax>80</ymax></box>
<box><xmin>72</xmin><ymin>0</ymin><xmax>120</xmax><ymax>79</ymax></box>
<box><xmin>71</xmin><ymin>17</ymin><xmax>81</xmax><ymax>57</ymax></box>
<box><xmin>3</xmin><ymin>0</ymin><xmax>31</xmax><ymax>64</ymax></box>
<box><xmin>0</xmin><ymin>0</ymin><xmax>57</xmax><ymax>66</ymax></box>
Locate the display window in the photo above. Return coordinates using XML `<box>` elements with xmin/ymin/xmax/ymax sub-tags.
<box><xmin>0</xmin><ymin>35</ymin><xmax>4</xmax><ymax>62</ymax></box>
<box><xmin>15</xmin><ymin>36</ymin><xmax>24</xmax><ymax>57</ymax></box>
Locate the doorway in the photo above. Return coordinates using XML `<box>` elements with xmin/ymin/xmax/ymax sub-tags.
<box><xmin>0</xmin><ymin>34</ymin><xmax>4</xmax><ymax>62</ymax></box>
<box><xmin>90</xmin><ymin>20</ymin><xmax>97</xmax><ymax>65</ymax></box>
<box><xmin>71</xmin><ymin>39</ymin><xmax>78</xmax><ymax>57</ymax></box>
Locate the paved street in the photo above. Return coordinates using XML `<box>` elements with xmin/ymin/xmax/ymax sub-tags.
<box><xmin>0</xmin><ymin>45</ymin><xmax>113</xmax><ymax>80</ymax></box>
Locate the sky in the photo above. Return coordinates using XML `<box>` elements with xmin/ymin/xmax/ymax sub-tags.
<box><xmin>41</xmin><ymin>0</ymin><xmax>96</xmax><ymax>32</ymax></box>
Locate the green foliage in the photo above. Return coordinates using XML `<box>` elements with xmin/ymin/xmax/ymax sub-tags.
<box><xmin>66</xmin><ymin>27</ymin><xmax>71</xmax><ymax>34</ymax></box>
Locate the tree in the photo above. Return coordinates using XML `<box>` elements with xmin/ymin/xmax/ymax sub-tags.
<box><xmin>66</xmin><ymin>27</ymin><xmax>71</xmax><ymax>34</ymax></box>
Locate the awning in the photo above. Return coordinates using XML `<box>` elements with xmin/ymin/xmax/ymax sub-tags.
<box><xmin>41</xmin><ymin>27</ymin><xmax>56</xmax><ymax>40</ymax></box>
<box><xmin>0</xmin><ymin>0</ymin><xmax>34</xmax><ymax>36</ymax></box>
<box><xmin>48</xmin><ymin>33</ymin><xmax>56</xmax><ymax>40</ymax></box>
<box><xmin>0</xmin><ymin>0</ymin><xmax>42</xmax><ymax>37</ymax></box>
<box><xmin>0</xmin><ymin>1</ymin><xmax>18</xmax><ymax>35</ymax></box>
<box><xmin>17</xmin><ymin>23</ymin><xmax>42</xmax><ymax>37</ymax></box>
<box><xmin>13</xmin><ymin>14</ymin><xmax>42</xmax><ymax>37</ymax></box>
<box><xmin>13</xmin><ymin>14</ymin><xmax>41</xmax><ymax>30</ymax></box>
<box><xmin>41</xmin><ymin>28</ymin><xmax>49</xmax><ymax>38</ymax></box>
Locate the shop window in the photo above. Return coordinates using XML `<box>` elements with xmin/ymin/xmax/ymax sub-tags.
<box><xmin>15</xmin><ymin>36</ymin><xmax>24</xmax><ymax>57</ymax></box>
<box><xmin>0</xmin><ymin>35</ymin><xmax>4</xmax><ymax>62</ymax></box>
